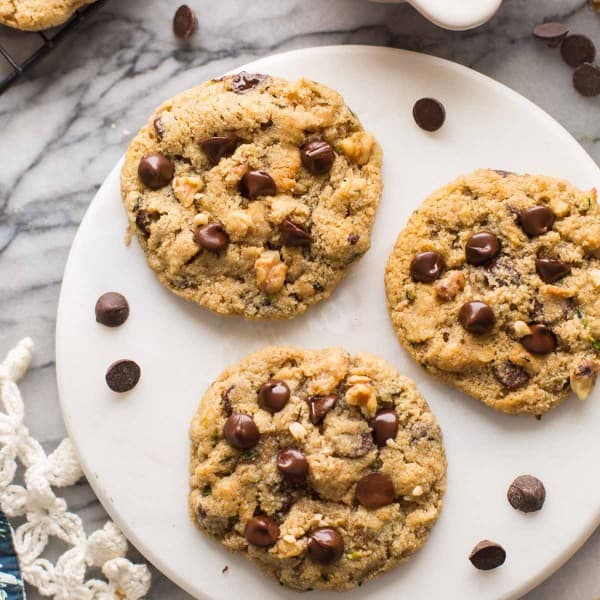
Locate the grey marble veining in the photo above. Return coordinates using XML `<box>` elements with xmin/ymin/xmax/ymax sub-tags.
<box><xmin>0</xmin><ymin>0</ymin><xmax>599</xmax><ymax>597</ymax></box>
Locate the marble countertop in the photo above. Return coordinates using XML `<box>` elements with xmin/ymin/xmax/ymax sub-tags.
<box><xmin>1</xmin><ymin>0</ymin><xmax>599</xmax><ymax>597</ymax></box>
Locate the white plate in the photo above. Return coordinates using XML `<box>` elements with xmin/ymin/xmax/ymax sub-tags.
<box><xmin>56</xmin><ymin>46</ymin><xmax>600</xmax><ymax>600</ymax></box>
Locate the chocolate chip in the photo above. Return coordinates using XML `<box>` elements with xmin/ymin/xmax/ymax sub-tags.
<box><xmin>258</xmin><ymin>379</ymin><xmax>290</xmax><ymax>413</ymax></box>
<box><xmin>413</xmin><ymin>98</ymin><xmax>446</xmax><ymax>132</ymax></box>
<box><xmin>465</xmin><ymin>232</ymin><xmax>501</xmax><ymax>266</ymax></box>
<box><xmin>573</xmin><ymin>62</ymin><xmax>600</xmax><ymax>97</ymax></box>
<box><xmin>518</xmin><ymin>206</ymin><xmax>555</xmax><ymax>236</ymax></box>
<box><xmin>410</xmin><ymin>251</ymin><xmax>445</xmax><ymax>282</ymax></box>
<box><xmin>153</xmin><ymin>116</ymin><xmax>164</xmax><ymax>140</ymax></box>
<box><xmin>277</xmin><ymin>449</ymin><xmax>308</xmax><ymax>479</ymax></box>
<box><xmin>244</xmin><ymin>516</ymin><xmax>279</xmax><ymax>547</ymax></box>
<box><xmin>492</xmin><ymin>362</ymin><xmax>530</xmax><ymax>391</ymax></box>
<box><xmin>459</xmin><ymin>301</ymin><xmax>495</xmax><ymax>335</ymax></box>
<box><xmin>200</xmin><ymin>136</ymin><xmax>236</xmax><ymax>164</ymax></box>
<box><xmin>239</xmin><ymin>170</ymin><xmax>276</xmax><ymax>199</ymax></box>
<box><xmin>307</xmin><ymin>528</ymin><xmax>344</xmax><ymax>564</ymax></box>
<box><xmin>95</xmin><ymin>292</ymin><xmax>129</xmax><ymax>327</ymax></box>
<box><xmin>356</xmin><ymin>472</ymin><xmax>395</xmax><ymax>509</ymax></box>
<box><xmin>521</xmin><ymin>324</ymin><xmax>557</xmax><ymax>355</ymax></box>
<box><xmin>280</xmin><ymin>219</ymin><xmax>313</xmax><ymax>247</ymax></box>
<box><xmin>105</xmin><ymin>359</ymin><xmax>141</xmax><ymax>392</ymax></box>
<box><xmin>507</xmin><ymin>475</ymin><xmax>546</xmax><ymax>513</ymax></box>
<box><xmin>469</xmin><ymin>540</ymin><xmax>506</xmax><ymax>570</ymax></box>
<box><xmin>300</xmin><ymin>140</ymin><xmax>335</xmax><ymax>175</ymax></box>
<box><xmin>533</xmin><ymin>22</ymin><xmax>569</xmax><ymax>47</ymax></box>
<box><xmin>561</xmin><ymin>34</ymin><xmax>596</xmax><ymax>68</ymax></box>
<box><xmin>223</xmin><ymin>413</ymin><xmax>260</xmax><ymax>449</ymax></box>
<box><xmin>194</xmin><ymin>223</ymin><xmax>229</xmax><ymax>252</ymax></box>
<box><xmin>173</xmin><ymin>5</ymin><xmax>197</xmax><ymax>40</ymax></box>
<box><xmin>308</xmin><ymin>395</ymin><xmax>336</xmax><ymax>425</ymax></box>
<box><xmin>231</xmin><ymin>71</ymin><xmax>267</xmax><ymax>94</ymax></box>
<box><xmin>535</xmin><ymin>258</ymin><xmax>571</xmax><ymax>283</ymax></box>
<box><xmin>348</xmin><ymin>233</ymin><xmax>360</xmax><ymax>245</ymax></box>
<box><xmin>138</xmin><ymin>153</ymin><xmax>174</xmax><ymax>189</ymax></box>
<box><xmin>135</xmin><ymin>209</ymin><xmax>152</xmax><ymax>237</ymax></box>
<box><xmin>371</xmin><ymin>409</ymin><xmax>399</xmax><ymax>447</ymax></box>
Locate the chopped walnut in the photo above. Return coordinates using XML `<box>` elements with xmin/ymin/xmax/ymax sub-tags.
<box><xmin>338</xmin><ymin>132</ymin><xmax>375</xmax><ymax>165</ymax></box>
<box><xmin>549</xmin><ymin>197</ymin><xmax>570</xmax><ymax>217</ymax></box>
<box><xmin>540</xmin><ymin>283</ymin><xmax>576</xmax><ymax>299</ymax></box>
<box><xmin>513</xmin><ymin>321</ymin><xmax>532</xmax><ymax>338</ymax></box>
<box><xmin>434</xmin><ymin>270</ymin><xmax>465</xmax><ymax>301</ymax></box>
<box><xmin>570</xmin><ymin>360</ymin><xmax>599</xmax><ymax>400</ymax></box>
<box><xmin>255</xmin><ymin>251</ymin><xmax>288</xmax><ymax>294</ymax></box>
<box><xmin>288</xmin><ymin>422</ymin><xmax>307</xmax><ymax>440</ymax></box>
<box><xmin>345</xmin><ymin>382</ymin><xmax>377</xmax><ymax>417</ymax></box>
<box><xmin>173</xmin><ymin>175</ymin><xmax>203</xmax><ymax>207</ymax></box>
<box><xmin>590</xmin><ymin>269</ymin><xmax>600</xmax><ymax>287</ymax></box>
<box><xmin>193</xmin><ymin>212</ymin><xmax>209</xmax><ymax>226</ymax></box>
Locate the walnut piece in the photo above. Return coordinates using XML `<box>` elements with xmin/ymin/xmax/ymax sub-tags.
<box><xmin>570</xmin><ymin>360</ymin><xmax>599</xmax><ymax>400</ymax></box>
<box><xmin>173</xmin><ymin>176</ymin><xmax>203</xmax><ymax>207</ymax></box>
<box><xmin>513</xmin><ymin>321</ymin><xmax>531</xmax><ymax>338</ymax></box>
<box><xmin>255</xmin><ymin>251</ymin><xmax>288</xmax><ymax>294</ymax></box>
<box><xmin>434</xmin><ymin>270</ymin><xmax>465</xmax><ymax>301</ymax></box>
<box><xmin>345</xmin><ymin>382</ymin><xmax>377</xmax><ymax>417</ymax></box>
<box><xmin>338</xmin><ymin>132</ymin><xmax>375</xmax><ymax>165</ymax></box>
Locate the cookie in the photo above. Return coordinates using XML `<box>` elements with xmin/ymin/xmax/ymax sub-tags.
<box><xmin>0</xmin><ymin>0</ymin><xmax>95</xmax><ymax>30</ymax></box>
<box><xmin>121</xmin><ymin>73</ymin><xmax>382</xmax><ymax>320</ymax></box>
<box><xmin>385</xmin><ymin>169</ymin><xmax>600</xmax><ymax>415</ymax></box>
<box><xmin>188</xmin><ymin>346</ymin><xmax>446</xmax><ymax>591</ymax></box>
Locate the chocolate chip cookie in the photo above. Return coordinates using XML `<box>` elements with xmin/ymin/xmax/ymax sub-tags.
<box><xmin>189</xmin><ymin>346</ymin><xmax>446</xmax><ymax>591</ymax></box>
<box><xmin>121</xmin><ymin>73</ymin><xmax>383</xmax><ymax>319</ymax></box>
<box><xmin>0</xmin><ymin>0</ymin><xmax>95</xmax><ymax>30</ymax></box>
<box><xmin>385</xmin><ymin>169</ymin><xmax>600</xmax><ymax>415</ymax></box>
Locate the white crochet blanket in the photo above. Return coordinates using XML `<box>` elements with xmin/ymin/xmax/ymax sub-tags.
<box><xmin>0</xmin><ymin>338</ymin><xmax>151</xmax><ymax>599</ymax></box>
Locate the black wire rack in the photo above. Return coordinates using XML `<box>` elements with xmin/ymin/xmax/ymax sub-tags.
<box><xmin>0</xmin><ymin>0</ymin><xmax>109</xmax><ymax>95</ymax></box>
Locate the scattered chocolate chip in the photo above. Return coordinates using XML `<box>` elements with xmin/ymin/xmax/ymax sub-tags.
<box><xmin>519</xmin><ymin>206</ymin><xmax>555</xmax><ymax>236</ymax></box>
<box><xmin>138</xmin><ymin>153</ymin><xmax>174</xmax><ymax>189</ymax></box>
<box><xmin>222</xmin><ymin>565</ymin><xmax>229</xmax><ymax>574</ymax></box>
<box><xmin>231</xmin><ymin>71</ymin><xmax>267</xmax><ymax>94</ymax></box>
<box><xmin>561</xmin><ymin>34</ymin><xmax>596</xmax><ymax>68</ymax></box>
<box><xmin>469</xmin><ymin>540</ymin><xmax>506</xmax><ymax>570</ymax></box>
<box><xmin>465</xmin><ymin>232</ymin><xmax>501</xmax><ymax>266</ymax></box>
<box><xmin>507</xmin><ymin>475</ymin><xmax>546</xmax><ymax>513</ymax></box>
<box><xmin>371</xmin><ymin>409</ymin><xmax>399</xmax><ymax>447</ymax></box>
<box><xmin>280</xmin><ymin>219</ymin><xmax>313</xmax><ymax>247</ymax></box>
<box><xmin>173</xmin><ymin>4</ymin><xmax>197</xmax><ymax>40</ymax></box>
<box><xmin>258</xmin><ymin>379</ymin><xmax>290</xmax><ymax>412</ymax></box>
<box><xmin>153</xmin><ymin>116</ymin><xmax>164</xmax><ymax>140</ymax></box>
<box><xmin>308</xmin><ymin>395</ymin><xmax>336</xmax><ymax>425</ymax></box>
<box><xmin>356</xmin><ymin>472</ymin><xmax>395</xmax><ymax>509</ymax></box>
<box><xmin>223</xmin><ymin>413</ymin><xmax>260</xmax><ymax>449</ymax></box>
<box><xmin>244</xmin><ymin>516</ymin><xmax>279</xmax><ymax>547</ymax></box>
<box><xmin>300</xmin><ymin>140</ymin><xmax>336</xmax><ymax>175</ymax></box>
<box><xmin>95</xmin><ymin>292</ymin><xmax>129</xmax><ymax>327</ymax></box>
<box><xmin>277</xmin><ymin>448</ymin><xmax>309</xmax><ymax>479</ymax></box>
<box><xmin>105</xmin><ymin>359</ymin><xmax>141</xmax><ymax>392</ymax></box>
<box><xmin>493</xmin><ymin>362</ymin><xmax>530</xmax><ymax>391</ymax></box>
<box><xmin>200</xmin><ymin>136</ymin><xmax>237</xmax><ymax>164</ymax></box>
<box><xmin>135</xmin><ymin>209</ymin><xmax>152</xmax><ymax>237</ymax></box>
<box><xmin>535</xmin><ymin>258</ymin><xmax>571</xmax><ymax>283</ymax></box>
<box><xmin>239</xmin><ymin>170</ymin><xmax>276</xmax><ymax>199</ymax></box>
<box><xmin>459</xmin><ymin>301</ymin><xmax>495</xmax><ymax>334</ymax></box>
<box><xmin>410</xmin><ymin>251</ymin><xmax>445</xmax><ymax>282</ymax></box>
<box><xmin>348</xmin><ymin>233</ymin><xmax>360</xmax><ymax>245</ymax></box>
<box><xmin>413</xmin><ymin>98</ymin><xmax>446</xmax><ymax>132</ymax></box>
<box><xmin>194</xmin><ymin>223</ymin><xmax>229</xmax><ymax>252</ymax></box>
<box><xmin>533</xmin><ymin>22</ymin><xmax>569</xmax><ymax>47</ymax></box>
<box><xmin>307</xmin><ymin>528</ymin><xmax>344</xmax><ymax>564</ymax></box>
<box><xmin>520</xmin><ymin>324</ymin><xmax>557</xmax><ymax>355</ymax></box>
<box><xmin>573</xmin><ymin>62</ymin><xmax>600</xmax><ymax>97</ymax></box>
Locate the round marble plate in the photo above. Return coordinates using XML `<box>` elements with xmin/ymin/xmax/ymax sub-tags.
<box><xmin>56</xmin><ymin>46</ymin><xmax>600</xmax><ymax>600</ymax></box>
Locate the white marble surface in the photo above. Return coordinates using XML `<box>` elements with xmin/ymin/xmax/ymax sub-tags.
<box><xmin>0</xmin><ymin>0</ymin><xmax>599</xmax><ymax>598</ymax></box>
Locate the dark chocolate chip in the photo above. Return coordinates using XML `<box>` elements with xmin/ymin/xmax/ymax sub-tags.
<box><xmin>371</xmin><ymin>409</ymin><xmax>399</xmax><ymax>447</ymax></box>
<box><xmin>348</xmin><ymin>233</ymin><xmax>360</xmax><ymax>245</ymax></box>
<box><xmin>535</xmin><ymin>258</ymin><xmax>571</xmax><ymax>283</ymax></box>
<box><xmin>520</xmin><ymin>324</ymin><xmax>557</xmax><ymax>355</ymax></box>
<box><xmin>258</xmin><ymin>379</ymin><xmax>290</xmax><ymax>413</ymax></box>
<box><xmin>153</xmin><ymin>116</ymin><xmax>164</xmax><ymax>140</ymax></box>
<box><xmin>507</xmin><ymin>475</ymin><xmax>546</xmax><ymax>513</ymax></box>
<box><xmin>105</xmin><ymin>359</ymin><xmax>141</xmax><ymax>392</ymax></box>
<box><xmin>231</xmin><ymin>71</ymin><xmax>267</xmax><ymax>94</ymax></box>
<box><xmin>135</xmin><ymin>209</ymin><xmax>152</xmax><ymax>237</ymax></box>
<box><xmin>413</xmin><ymin>97</ymin><xmax>446</xmax><ymax>132</ymax></box>
<box><xmin>200</xmin><ymin>136</ymin><xmax>237</xmax><ymax>164</ymax></box>
<box><xmin>308</xmin><ymin>395</ymin><xmax>336</xmax><ymax>425</ymax></box>
<box><xmin>300</xmin><ymin>140</ymin><xmax>336</xmax><ymax>175</ymax></box>
<box><xmin>95</xmin><ymin>292</ymin><xmax>129</xmax><ymax>327</ymax></box>
<box><xmin>277</xmin><ymin>448</ymin><xmax>308</xmax><ymax>479</ymax></box>
<box><xmin>239</xmin><ymin>170</ymin><xmax>276</xmax><ymax>199</ymax></box>
<box><xmin>194</xmin><ymin>223</ymin><xmax>229</xmax><ymax>252</ymax></box>
<box><xmin>223</xmin><ymin>413</ymin><xmax>260</xmax><ymax>449</ymax></box>
<box><xmin>573</xmin><ymin>62</ymin><xmax>600</xmax><ymax>97</ymax></box>
<box><xmin>410</xmin><ymin>251</ymin><xmax>445</xmax><ymax>282</ymax></box>
<box><xmin>356</xmin><ymin>472</ymin><xmax>395</xmax><ymax>509</ymax></box>
<box><xmin>280</xmin><ymin>219</ymin><xmax>313</xmax><ymax>247</ymax></box>
<box><xmin>533</xmin><ymin>22</ymin><xmax>569</xmax><ymax>47</ymax></box>
<box><xmin>561</xmin><ymin>34</ymin><xmax>596</xmax><ymax>68</ymax></box>
<box><xmin>492</xmin><ymin>362</ymin><xmax>530</xmax><ymax>391</ymax></box>
<box><xmin>465</xmin><ymin>232</ymin><xmax>501</xmax><ymax>266</ymax></box>
<box><xmin>459</xmin><ymin>301</ymin><xmax>495</xmax><ymax>335</ymax></box>
<box><xmin>307</xmin><ymin>528</ymin><xmax>344</xmax><ymax>565</ymax></box>
<box><xmin>519</xmin><ymin>206</ymin><xmax>555</xmax><ymax>236</ymax></box>
<box><xmin>469</xmin><ymin>540</ymin><xmax>506</xmax><ymax>570</ymax></box>
<box><xmin>173</xmin><ymin>4</ymin><xmax>197</xmax><ymax>40</ymax></box>
<box><xmin>138</xmin><ymin>153</ymin><xmax>174</xmax><ymax>189</ymax></box>
<box><xmin>244</xmin><ymin>516</ymin><xmax>279</xmax><ymax>547</ymax></box>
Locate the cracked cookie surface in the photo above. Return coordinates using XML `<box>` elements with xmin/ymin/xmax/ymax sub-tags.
<box><xmin>0</xmin><ymin>0</ymin><xmax>95</xmax><ymax>30</ymax></box>
<box><xmin>121</xmin><ymin>74</ymin><xmax>382</xmax><ymax>320</ymax></box>
<box><xmin>385</xmin><ymin>169</ymin><xmax>600</xmax><ymax>415</ymax></box>
<box><xmin>188</xmin><ymin>346</ymin><xmax>446</xmax><ymax>591</ymax></box>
